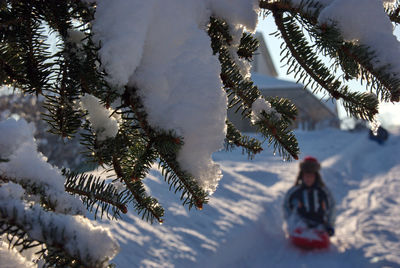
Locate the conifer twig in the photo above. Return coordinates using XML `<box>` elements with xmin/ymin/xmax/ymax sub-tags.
<box><xmin>112</xmin><ymin>155</ymin><xmax>164</xmax><ymax>223</ymax></box>
<box><xmin>64</xmin><ymin>185</ymin><xmax>128</xmax><ymax>215</ymax></box>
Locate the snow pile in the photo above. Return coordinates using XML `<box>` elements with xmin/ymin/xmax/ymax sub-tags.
<box><xmin>80</xmin><ymin>94</ymin><xmax>119</xmax><ymax>141</ymax></box>
<box><xmin>92</xmin><ymin>0</ymin><xmax>259</xmax><ymax>193</ymax></box>
<box><xmin>0</xmin><ymin>118</ymin><xmax>119</xmax><ymax>267</ymax></box>
<box><xmin>337</xmin><ymin>165</ymin><xmax>400</xmax><ymax>264</ymax></box>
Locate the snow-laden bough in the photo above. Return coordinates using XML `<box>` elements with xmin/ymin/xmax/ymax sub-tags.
<box><xmin>92</xmin><ymin>0</ymin><xmax>259</xmax><ymax>194</ymax></box>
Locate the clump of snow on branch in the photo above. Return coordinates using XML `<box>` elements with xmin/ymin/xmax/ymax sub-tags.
<box><xmin>383</xmin><ymin>0</ymin><xmax>396</xmax><ymax>8</ymax></box>
<box><xmin>130</xmin><ymin>1</ymin><xmax>226</xmax><ymax>194</ymax></box>
<box><xmin>80</xmin><ymin>94</ymin><xmax>119</xmax><ymax>141</ymax></box>
<box><xmin>251</xmin><ymin>97</ymin><xmax>280</xmax><ymax>124</ymax></box>
<box><xmin>92</xmin><ymin>0</ymin><xmax>259</xmax><ymax>194</ymax></box>
<box><xmin>92</xmin><ymin>0</ymin><xmax>154</xmax><ymax>87</ymax></box>
<box><xmin>318</xmin><ymin>0</ymin><xmax>391</xmax><ymax>43</ymax></box>
<box><xmin>209</xmin><ymin>0</ymin><xmax>259</xmax><ymax>79</ymax></box>
<box><xmin>293</xmin><ymin>0</ymin><xmax>400</xmax><ymax>78</ymax></box>
<box><xmin>0</xmin><ymin>119</ymin><xmax>84</xmax><ymax>214</ymax></box>
<box><xmin>0</xmin><ymin>118</ymin><xmax>119</xmax><ymax>266</ymax></box>
<box><xmin>206</xmin><ymin>0</ymin><xmax>260</xmax><ymax>33</ymax></box>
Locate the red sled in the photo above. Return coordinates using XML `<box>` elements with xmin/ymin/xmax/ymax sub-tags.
<box><xmin>289</xmin><ymin>227</ymin><xmax>330</xmax><ymax>250</ymax></box>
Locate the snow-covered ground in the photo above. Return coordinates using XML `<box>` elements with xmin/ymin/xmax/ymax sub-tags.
<box><xmin>95</xmin><ymin>127</ymin><xmax>400</xmax><ymax>267</ymax></box>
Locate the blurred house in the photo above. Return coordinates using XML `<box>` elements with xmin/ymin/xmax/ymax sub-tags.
<box><xmin>228</xmin><ymin>33</ymin><xmax>340</xmax><ymax>132</ymax></box>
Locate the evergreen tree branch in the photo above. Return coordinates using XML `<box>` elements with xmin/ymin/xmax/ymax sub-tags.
<box><xmin>208</xmin><ymin>17</ymin><xmax>299</xmax><ymax>160</ymax></box>
<box><xmin>0</xmin><ymin>55</ymin><xmax>28</xmax><ymax>87</ymax></box>
<box><xmin>12</xmin><ymin>2</ymin><xmax>51</xmax><ymax>95</ymax></box>
<box><xmin>265</xmin><ymin>96</ymin><xmax>297</xmax><ymax>123</ymax></box>
<box><xmin>112</xmin><ymin>155</ymin><xmax>164</xmax><ymax>223</ymax></box>
<box><xmin>388</xmin><ymin>5</ymin><xmax>400</xmax><ymax>24</ymax></box>
<box><xmin>260</xmin><ymin>0</ymin><xmax>319</xmax><ymax>23</ymax></box>
<box><xmin>261</xmin><ymin>0</ymin><xmax>400</xmax><ymax>103</ymax></box>
<box><xmin>41</xmin><ymin>66</ymin><xmax>83</xmax><ymax>138</ymax></box>
<box><xmin>0</xmin><ymin>201</ymin><xmax>112</xmax><ymax>267</ymax></box>
<box><xmin>127</xmin><ymin>138</ymin><xmax>158</xmax><ymax>183</ymax></box>
<box><xmin>253</xmin><ymin>112</ymin><xmax>299</xmax><ymax>159</ymax></box>
<box><xmin>0</xmin><ymin>220</ymin><xmax>86</xmax><ymax>268</ymax></box>
<box><xmin>0</xmin><ymin>175</ymin><xmax>58</xmax><ymax>212</ymax></box>
<box><xmin>237</xmin><ymin>32</ymin><xmax>259</xmax><ymax>60</ymax></box>
<box><xmin>122</xmin><ymin>86</ymin><xmax>209</xmax><ymax>210</ymax></box>
<box><xmin>300</xmin><ymin>15</ymin><xmax>400</xmax><ymax>102</ymax></box>
<box><xmin>0</xmin><ymin>175</ymin><xmax>83</xmax><ymax>215</ymax></box>
<box><xmin>272</xmin><ymin>11</ymin><xmax>379</xmax><ymax>120</ymax></box>
<box><xmin>338</xmin><ymin>44</ymin><xmax>400</xmax><ymax>101</ymax></box>
<box><xmin>225</xmin><ymin>120</ymin><xmax>263</xmax><ymax>159</ymax></box>
<box><xmin>0</xmin><ymin>2</ymin><xmax>52</xmax><ymax>95</ymax></box>
<box><xmin>63</xmin><ymin>171</ymin><xmax>129</xmax><ymax>219</ymax></box>
<box><xmin>272</xmin><ymin>13</ymin><xmax>333</xmax><ymax>91</ymax></box>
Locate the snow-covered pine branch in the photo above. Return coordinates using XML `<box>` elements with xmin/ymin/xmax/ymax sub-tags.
<box><xmin>2</xmin><ymin>4</ymin><xmax>400</xmax><ymax>266</ymax></box>
<box><xmin>93</xmin><ymin>1</ymin><xmax>230</xmax><ymax>194</ymax></box>
<box><xmin>260</xmin><ymin>0</ymin><xmax>400</xmax><ymax>103</ymax></box>
<box><xmin>0</xmin><ymin>119</ymin><xmax>119</xmax><ymax>266</ymax></box>
<box><xmin>0</xmin><ymin>119</ymin><xmax>84</xmax><ymax>214</ymax></box>
<box><xmin>208</xmin><ymin>16</ymin><xmax>300</xmax><ymax>160</ymax></box>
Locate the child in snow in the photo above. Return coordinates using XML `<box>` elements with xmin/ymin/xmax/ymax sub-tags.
<box><xmin>283</xmin><ymin>156</ymin><xmax>335</xmax><ymax>236</ymax></box>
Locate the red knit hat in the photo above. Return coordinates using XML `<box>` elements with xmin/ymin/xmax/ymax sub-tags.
<box><xmin>299</xmin><ymin>156</ymin><xmax>320</xmax><ymax>173</ymax></box>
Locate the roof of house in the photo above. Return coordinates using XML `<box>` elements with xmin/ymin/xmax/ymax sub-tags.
<box><xmin>251</xmin><ymin>73</ymin><xmax>338</xmax><ymax>121</ymax></box>
<box><xmin>253</xmin><ymin>32</ymin><xmax>278</xmax><ymax>77</ymax></box>
<box><xmin>251</xmin><ymin>73</ymin><xmax>302</xmax><ymax>89</ymax></box>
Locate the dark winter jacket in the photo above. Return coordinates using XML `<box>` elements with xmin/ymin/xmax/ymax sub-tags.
<box><xmin>283</xmin><ymin>183</ymin><xmax>335</xmax><ymax>227</ymax></box>
<box><xmin>369</xmin><ymin>126</ymin><xmax>389</xmax><ymax>145</ymax></box>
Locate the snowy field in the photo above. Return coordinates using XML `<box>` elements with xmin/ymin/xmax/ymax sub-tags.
<box><xmin>95</xmin><ymin>127</ymin><xmax>400</xmax><ymax>268</ymax></box>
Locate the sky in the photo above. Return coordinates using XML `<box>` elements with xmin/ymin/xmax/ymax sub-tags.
<box><xmin>256</xmin><ymin>14</ymin><xmax>400</xmax><ymax>129</ymax></box>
